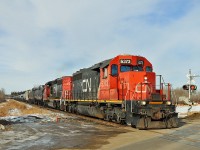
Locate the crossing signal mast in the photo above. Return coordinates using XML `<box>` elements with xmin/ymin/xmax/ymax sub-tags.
<box><xmin>182</xmin><ymin>69</ymin><xmax>200</xmax><ymax>102</ymax></box>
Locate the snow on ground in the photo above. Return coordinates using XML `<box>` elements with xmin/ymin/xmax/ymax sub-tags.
<box><xmin>0</xmin><ymin>111</ymin><xmax>76</xmax><ymax>124</ymax></box>
<box><xmin>176</xmin><ymin>105</ymin><xmax>200</xmax><ymax>118</ymax></box>
<box><xmin>8</xmin><ymin>108</ymin><xmax>21</xmax><ymax>116</ymax></box>
<box><xmin>0</xmin><ymin>99</ymin><xmax>76</xmax><ymax>124</ymax></box>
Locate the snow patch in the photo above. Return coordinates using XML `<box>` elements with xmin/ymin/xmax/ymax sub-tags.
<box><xmin>0</xmin><ymin>115</ymin><xmax>42</xmax><ymax>123</ymax></box>
<box><xmin>8</xmin><ymin>108</ymin><xmax>21</xmax><ymax>116</ymax></box>
<box><xmin>176</xmin><ymin>105</ymin><xmax>200</xmax><ymax>118</ymax></box>
<box><xmin>26</xmin><ymin>104</ymin><xmax>33</xmax><ymax>109</ymax></box>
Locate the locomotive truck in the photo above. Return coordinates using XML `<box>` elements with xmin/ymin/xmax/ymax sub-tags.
<box><xmin>14</xmin><ymin>54</ymin><xmax>179</xmax><ymax>129</ymax></box>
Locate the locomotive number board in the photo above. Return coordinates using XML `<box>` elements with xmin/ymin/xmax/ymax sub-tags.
<box><xmin>120</xmin><ymin>59</ymin><xmax>132</xmax><ymax>64</ymax></box>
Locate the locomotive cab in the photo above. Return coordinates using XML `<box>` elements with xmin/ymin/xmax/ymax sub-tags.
<box><xmin>99</xmin><ymin>55</ymin><xmax>158</xmax><ymax>101</ymax></box>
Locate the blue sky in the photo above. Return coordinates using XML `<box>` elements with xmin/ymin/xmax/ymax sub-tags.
<box><xmin>0</xmin><ymin>0</ymin><xmax>200</xmax><ymax>94</ymax></box>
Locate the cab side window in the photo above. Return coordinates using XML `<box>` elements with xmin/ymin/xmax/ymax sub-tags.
<box><xmin>111</xmin><ymin>64</ymin><xmax>118</xmax><ymax>76</ymax></box>
<box><xmin>103</xmin><ymin>67</ymin><xmax>108</xmax><ymax>78</ymax></box>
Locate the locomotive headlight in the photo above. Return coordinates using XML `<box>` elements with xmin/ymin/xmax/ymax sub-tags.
<box><xmin>141</xmin><ymin>101</ymin><xmax>146</xmax><ymax>105</ymax></box>
<box><xmin>144</xmin><ymin>76</ymin><xmax>148</xmax><ymax>83</ymax></box>
<box><xmin>166</xmin><ymin>101</ymin><xmax>171</xmax><ymax>105</ymax></box>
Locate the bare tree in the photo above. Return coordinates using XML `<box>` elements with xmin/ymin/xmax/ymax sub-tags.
<box><xmin>0</xmin><ymin>88</ymin><xmax>5</xmax><ymax>100</ymax></box>
<box><xmin>190</xmin><ymin>91</ymin><xmax>200</xmax><ymax>103</ymax></box>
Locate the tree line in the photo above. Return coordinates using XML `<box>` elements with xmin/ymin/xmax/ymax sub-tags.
<box><xmin>173</xmin><ymin>88</ymin><xmax>200</xmax><ymax>104</ymax></box>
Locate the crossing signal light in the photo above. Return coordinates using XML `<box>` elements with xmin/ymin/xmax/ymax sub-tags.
<box><xmin>182</xmin><ymin>84</ymin><xmax>197</xmax><ymax>90</ymax></box>
<box><xmin>183</xmin><ymin>84</ymin><xmax>189</xmax><ymax>90</ymax></box>
<box><xmin>190</xmin><ymin>85</ymin><xmax>197</xmax><ymax>90</ymax></box>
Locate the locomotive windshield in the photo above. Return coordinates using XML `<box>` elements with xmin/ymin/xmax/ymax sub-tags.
<box><xmin>121</xmin><ymin>65</ymin><xmax>132</xmax><ymax>72</ymax></box>
<box><xmin>146</xmin><ymin>66</ymin><xmax>152</xmax><ymax>72</ymax></box>
<box><xmin>133</xmin><ymin>65</ymin><xmax>143</xmax><ymax>71</ymax></box>
<box><xmin>120</xmin><ymin>65</ymin><xmax>143</xmax><ymax>72</ymax></box>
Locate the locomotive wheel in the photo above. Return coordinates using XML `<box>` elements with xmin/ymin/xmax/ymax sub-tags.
<box><xmin>43</xmin><ymin>101</ymin><xmax>47</xmax><ymax>107</ymax></box>
<box><xmin>65</xmin><ymin>105</ymin><xmax>70</xmax><ymax>112</ymax></box>
<box><xmin>131</xmin><ymin>124</ymin><xmax>136</xmax><ymax>128</ymax></box>
<box><xmin>120</xmin><ymin>119</ymin><xmax>126</xmax><ymax>125</ymax></box>
<box><xmin>117</xmin><ymin>117</ymin><xmax>121</xmax><ymax>124</ymax></box>
<box><xmin>113</xmin><ymin>113</ymin><xmax>121</xmax><ymax>124</ymax></box>
<box><xmin>53</xmin><ymin>101</ymin><xmax>57</xmax><ymax>109</ymax></box>
<box><xmin>104</xmin><ymin>114</ymin><xmax>112</xmax><ymax>122</ymax></box>
<box><xmin>60</xmin><ymin>102</ymin><xmax>65</xmax><ymax>111</ymax></box>
<box><xmin>71</xmin><ymin>106</ymin><xmax>75</xmax><ymax>113</ymax></box>
<box><xmin>56</xmin><ymin>101</ymin><xmax>60</xmax><ymax>110</ymax></box>
<box><xmin>68</xmin><ymin>105</ymin><xmax>72</xmax><ymax>113</ymax></box>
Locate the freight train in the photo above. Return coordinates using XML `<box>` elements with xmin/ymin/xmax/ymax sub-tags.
<box><xmin>13</xmin><ymin>54</ymin><xmax>179</xmax><ymax>129</ymax></box>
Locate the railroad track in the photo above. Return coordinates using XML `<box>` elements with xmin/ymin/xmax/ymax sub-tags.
<box><xmin>14</xmin><ymin>99</ymin><xmax>125</xmax><ymax>128</ymax></box>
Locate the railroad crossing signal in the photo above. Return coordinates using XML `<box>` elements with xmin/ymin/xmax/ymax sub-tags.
<box><xmin>182</xmin><ymin>84</ymin><xmax>197</xmax><ymax>91</ymax></box>
<box><xmin>184</xmin><ymin>69</ymin><xmax>200</xmax><ymax>102</ymax></box>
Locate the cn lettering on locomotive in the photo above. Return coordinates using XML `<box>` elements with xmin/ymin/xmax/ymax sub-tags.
<box><xmin>82</xmin><ymin>78</ymin><xmax>92</xmax><ymax>93</ymax></box>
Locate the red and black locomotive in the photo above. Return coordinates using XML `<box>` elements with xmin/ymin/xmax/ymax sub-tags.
<box><xmin>14</xmin><ymin>54</ymin><xmax>179</xmax><ymax>129</ymax></box>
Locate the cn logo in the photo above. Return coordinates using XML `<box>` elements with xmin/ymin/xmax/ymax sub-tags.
<box><xmin>82</xmin><ymin>78</ymin><xmax>92</xmax><ymax>92</ymax></box>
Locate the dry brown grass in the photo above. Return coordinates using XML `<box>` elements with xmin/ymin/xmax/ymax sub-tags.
<box><xmin>23</xmin><ymin>106</ymin><xmax>49</xmax><ymax>115</ymax></box>
<box><xmin>0</xmin><ymin>107</ymin><xmax>8</xmax><ymax>117</ymax></box>
<box><xmin>0</xmin><ymin>99</ymin><xmax>50</xmax><ymax>117</ymax></box>
<box><xmin>185</xmin><ymin>112</ymin><xmax>200</xmax><ymax>120</ymax></box>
